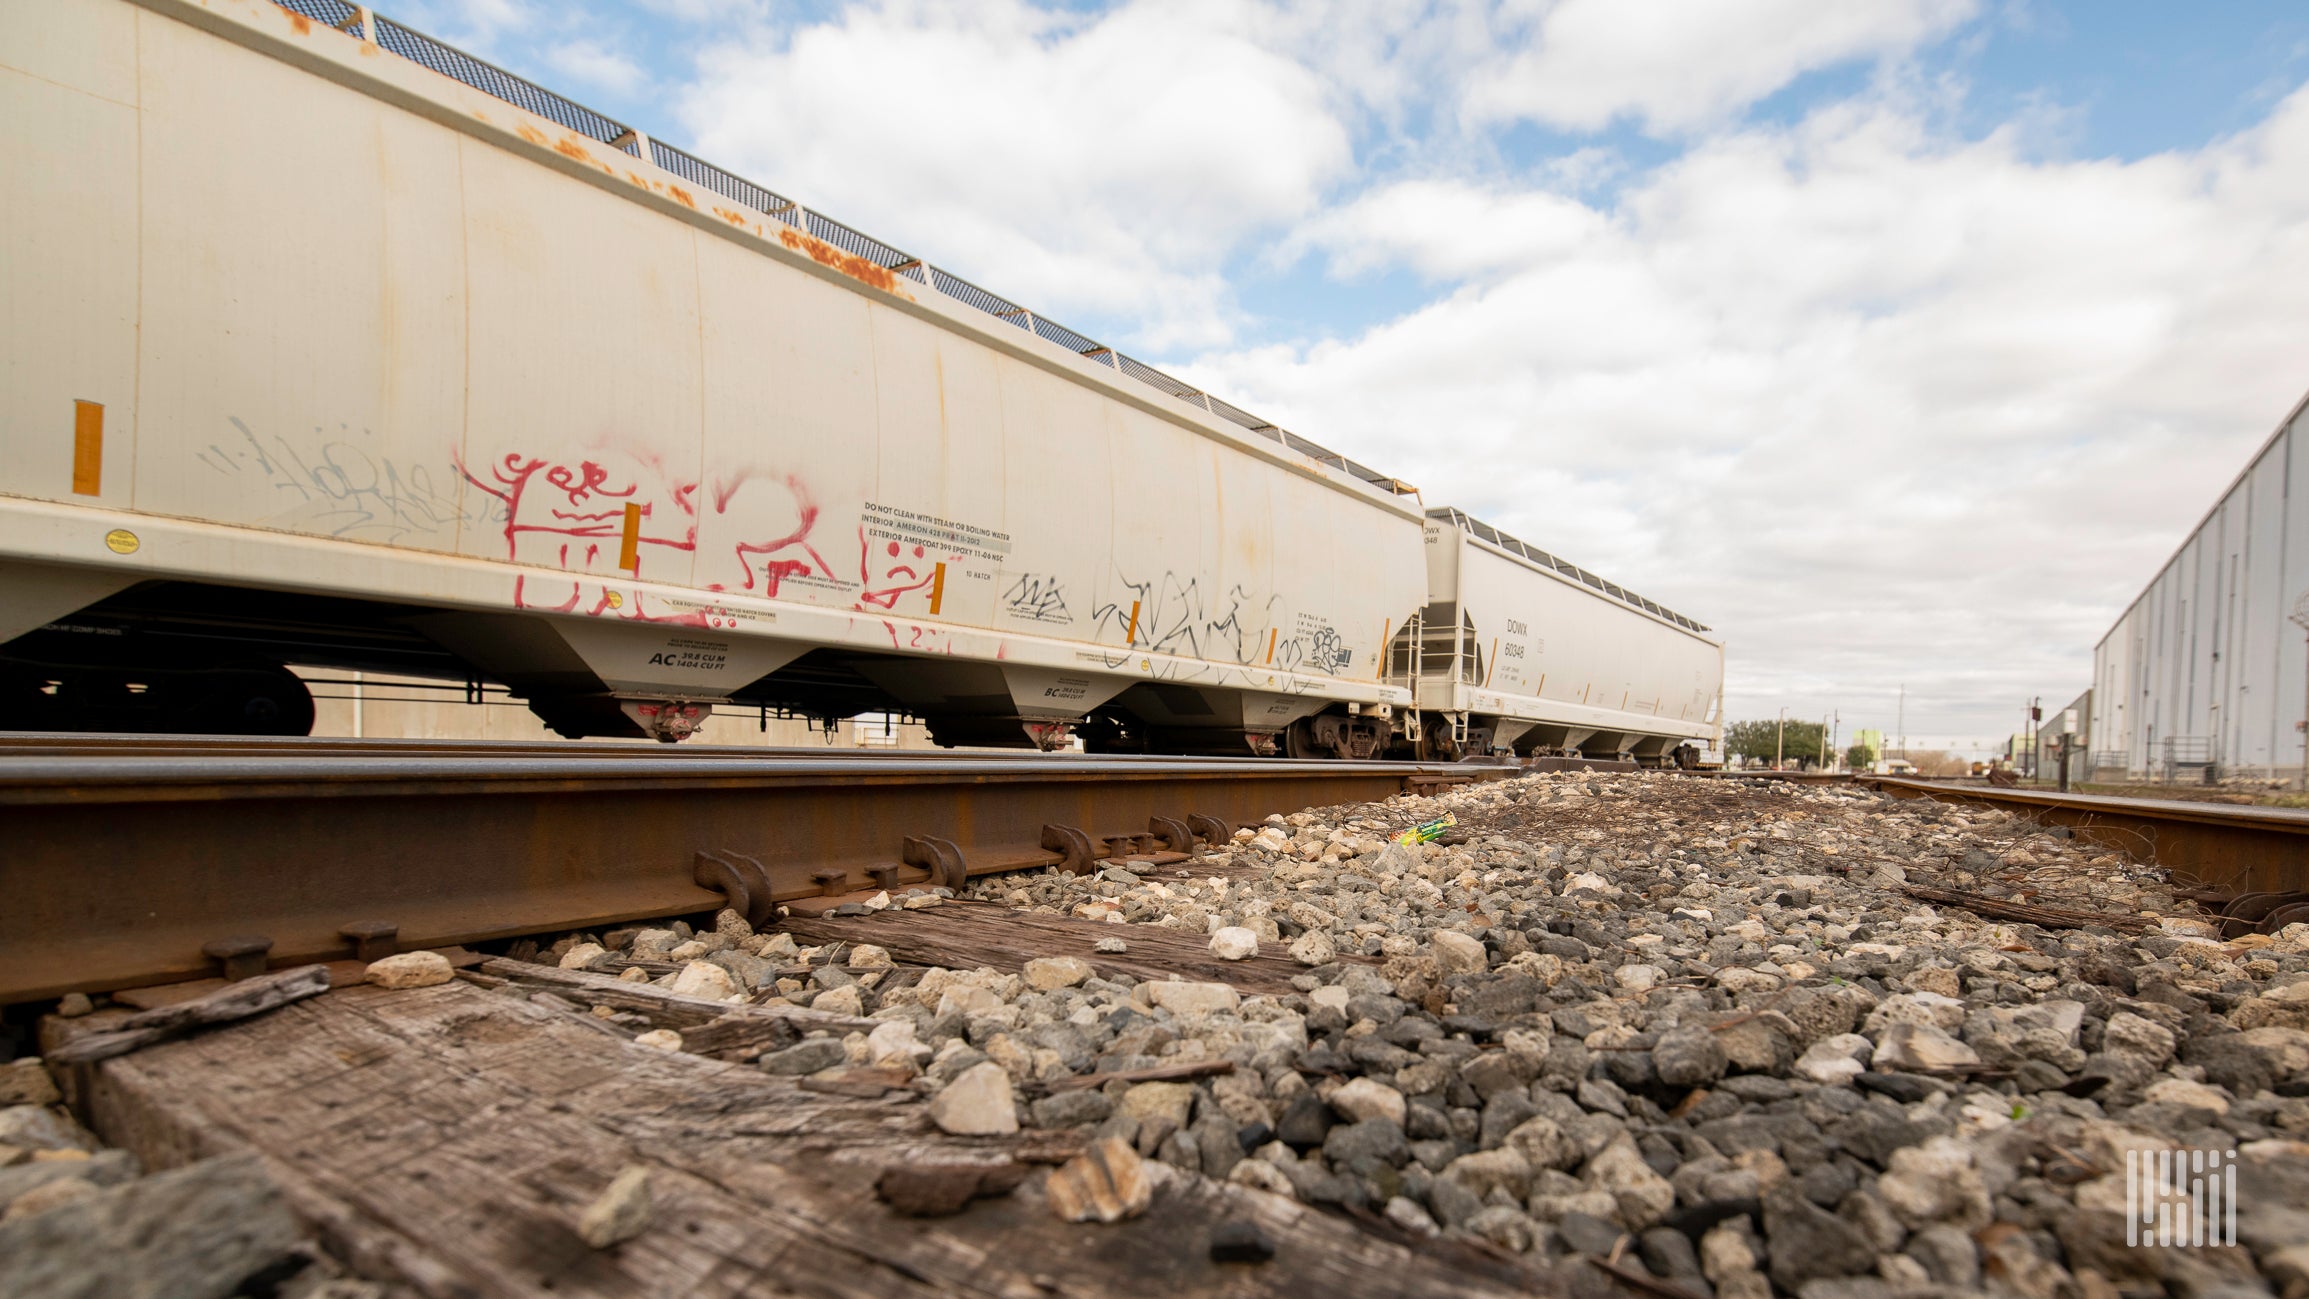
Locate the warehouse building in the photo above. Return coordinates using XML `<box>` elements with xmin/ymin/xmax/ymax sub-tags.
<box><xmin>2092</xmin><ymin>388</ymin><xmax>2309</xmax><ymax>781</ymax></box>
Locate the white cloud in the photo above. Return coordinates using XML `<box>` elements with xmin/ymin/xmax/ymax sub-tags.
<box><xmin>494</xmin><ymin>0</ymin><xmax>2309</xmax><ymax>745</ymax></box>
<box><xmin>544</xmin><ymin>39</ymin><xmax>649</xmax><ymax>97</ymax></box>
<box><xmin>1181</xmin><ymin>84</ymin><xmax>2309</xmax><ymax>741</ymax></box>
<box><xmin>1463</xmin><ymin>0</ymin><xmax>1979</xmax><ymax>133</ymax></box>
<box><xmin>673</xmin><ymin>0</ymin><xmax>1355</xmax><ymax>349</ymax></box>
<box><xmin>1287</xmin><ymin>180</ymin><xmax>1606</xmax><ymax>280</ymax></box>
<box><xmin>384</xmin><ymin>0</ymin><xmax>538</xmax><ymax>49</ymax></box>
<box><xmin>630</xmin><ymin>0</ymin><xmax>772</xmax><ymax>21</ymax></box>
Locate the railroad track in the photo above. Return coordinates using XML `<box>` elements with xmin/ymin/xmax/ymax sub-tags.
<box><xmin>0</xmin><ymin>735</ymin><xmax>1494</xmax><ymax>1003</ymax></box>
<box><xmin>1862</xmin><ymin>775</ymin><xmax>2309</xmax><ymax>936</ymax></box>
<box><xmin>12</xmin><ymin>742</ymin><xmax>2305</xmax><ymax>1004</ymax></box>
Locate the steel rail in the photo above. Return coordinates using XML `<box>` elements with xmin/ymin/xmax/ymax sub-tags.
<box><xmin>0</xmin><ymin>743</ymin><xmax>1487</xmax><ymax>1003</ymax></box>
<box><xmin>1864</xmin><ymin>776</ymin><xmax>2309</xmax><ymax>896</ymax></box>
<box><xmin>0</xmin><ymin>731</ymin><xmax>1307</xmax><ymax>761</ymax></box>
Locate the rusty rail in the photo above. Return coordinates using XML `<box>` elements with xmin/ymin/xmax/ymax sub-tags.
<box><xmin>0</xmin><ymin>741</ymin><xmax>1488</xmax><ymax>1003</ymax></box>
<box><xmin>1864</xmin><ymin>776</ymin><xmax>2309</xmax><ymax>904</ymax></box>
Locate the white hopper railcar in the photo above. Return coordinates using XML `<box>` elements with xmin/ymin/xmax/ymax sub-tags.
<box><xmin>0</xmin><ymin>0</ymin><xmax>1425</xmax><ymax>753</ymax></box>
<box><xmin>0</xmin><ymin>0</ymin><xmax>1722</xmax><ymax>759</ymax></box>
<box><xmin>1395</xmin><ymin>510</ymin><xmax>1723</xmax><ymax>764</ymax></box>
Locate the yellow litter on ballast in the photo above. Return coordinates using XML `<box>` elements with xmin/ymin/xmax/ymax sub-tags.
<box><xmin>1393</xmin><ymin>813</ymin><xmax>1456</xmax><ymax>846</ymax></box>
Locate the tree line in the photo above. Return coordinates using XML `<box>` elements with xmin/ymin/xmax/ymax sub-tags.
<box><xmin>1725</xmin><ymin>719</ymin><xmax>1826</xmax><ymax>764</ymax></box>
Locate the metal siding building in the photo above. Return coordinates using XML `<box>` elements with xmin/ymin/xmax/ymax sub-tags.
<box><xmin>2092</xmin><ymin>389</ymin><xmax>2309</xmax><ymax>779</ymax></box>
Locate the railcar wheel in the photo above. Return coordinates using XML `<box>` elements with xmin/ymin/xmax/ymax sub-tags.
<box><xmin>1283</xmin><ymin>719</ymin><xmax>1329</xmax><ymax>760</ymax></box>
<box><xmin>1415</xmin><ymin>716</ymin><xmax>1462</xmax><ymax>763</ymax></box>
<box><xmin>180</xmin><ymin>667</ymin><xmax>316</xmax><ymax>736</ymax></box>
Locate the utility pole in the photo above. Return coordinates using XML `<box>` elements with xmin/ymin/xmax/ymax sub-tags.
<box><xmin>2033</xmin><ymin>698</ymin><xmax>2042</xmax><ymax>780</ymax></box>
<box><xmin>2024</xmin><ymin>697</ymin><xmax>2041</xmax><ymax>782</ymax></box>
<box><xmin>2053</xmin><ymin>707</ymin><xmax>2075</xmax><ymax>793</ymax></box>
<box><xmin>1895</xmin><ymin>685</ymin><xmax>1905</xmax><ymax>761</ymax></box>
<box><xmin>2291</xmin><ymin>592</ymin><xmax>2309</xmax><ymax>791</ymax></box>
<box><xmin>1776</xmin><ymin>707</ymin><xmax>1786</xmax><ymax>771</ymax></box>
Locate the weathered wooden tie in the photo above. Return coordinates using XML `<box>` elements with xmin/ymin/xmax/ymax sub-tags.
<box><xmin>56</xmin><ymin>981</ymin><xmax>1536</xmax><ymax>1298</ymax></box>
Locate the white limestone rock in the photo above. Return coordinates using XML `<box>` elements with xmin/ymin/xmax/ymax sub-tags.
<box><xmin>1209</xmin><ymin>927</ymin><xmax>1260</xmax><ymax>961</ymax></box>
<box><xmin>577</xmin><ymin>1165</ymin><xmax>653</xmax><ymax>1248</ymax></box>
<box><xmin>1288</xmin><ymin>930</ymin><xmax>1337</xmax><ymax>966</ymax></box>
<box><xmin>1870</xmin><ymin>1022</ymin><xmax>1979</xmax><ymax>1073</ymax></box>
<box><xmin>668</xmin><ymin>961</ymin><xmax>738</xmax><ymax>1002</ymax></box>
<box><xmin>1430</xmin><ymin>930</ymin><xmax>1487</xmax><ymax>974</ymax></box>
<box><xmin>1795</xmin><ymin>1035</ymin><xmax>1874</xmax><ymax>1086</ymax></box>
<box><xmin>1328</xmin><ymin>1077</ymin><xmax>1406</xmax><ymax>1126</ymax></box>
<box><xmin>364</xmin><ymin>951</ymin><xmax>453</xmax><ymax>990</ymax></box>
<box><xmin>1023</xmin><ymin>957</ymin><xmax>1094</xmax><ymax>990</ymax></box>
<box><xmin>1144</xmin><ymin>981</ymin><xmax>1240</xmax><ymax>1017</ymax></box>
<box><xmin>929</xmin><ymin>1062</ymin><xmax>1019</xmax><ymax>1135</ymax></box>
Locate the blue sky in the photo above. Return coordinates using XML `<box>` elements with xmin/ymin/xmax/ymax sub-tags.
<box><xmin>418</xmin><ymin>0</ymin><xmax>2309</xmax><ymax>348</ymax></box>
<box><xmin>380</xmin><ymin>0</ymin><xmax>2309</xmax><ymax>752</ymax></box>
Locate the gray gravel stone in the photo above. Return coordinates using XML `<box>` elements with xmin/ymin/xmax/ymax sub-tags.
<box><xmin>0</xmin><ymin>1154</ymin><xmax>298</xmax><ymax>1299</ymax></box>
<box><xmin>1762</xmin><ymin>1186</ymin><xmax>1877</xmax><ymax>1289</ymax></box>
<box><xmin>759</xmin><ymin>1038</ymin><xmax>849</xmax><ymax>1075</ymax></box>
<box><xmin>1323</xmin><ymin>1118</ymin><xmax>1409</xmax><ymax>1175</ymax></box>
<box><xmin>1031</xmin><ymin>1089</ymin><xmax>1116</xmax><ymax>1128</ymax></box>
<box><xmin>520</xmin><ymin>769</ymin><xmax>2309</xmax><ymax>1288</ymax></box>
<box><xmin>1654</xmin><ymin>1026</ymin><xmax>1730</xmax><ymax>1088</ymax></box>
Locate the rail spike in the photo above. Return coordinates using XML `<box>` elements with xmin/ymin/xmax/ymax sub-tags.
<box><xmin>694</xmin><ymin>850</ymin><xmax>777</xmax><ymax>928</ymax></box>
<box><xmin>1147</xmin><ymin>816</ymin><xmax>1193</xmax><ymax>854</ymax></box>
<box><xmin>1186</xmin><ymin>813</ymin><xmax>1235</xmax><ymax>847</ymax></box>
<box><xmin>903</xmin><ymin>835</ymin><xmax>969</xmax><ymax>892</ymax></box>
<box><xmin>1040</xmin><ymin>824</ymin><xmax>1098</xmax><ymax>876</ymax></box>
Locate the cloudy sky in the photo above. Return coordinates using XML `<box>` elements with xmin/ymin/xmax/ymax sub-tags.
<box><xmin>390</xmin><ymin>0</ymin><xmax>2309</xmax><ymax>754</ymax></box>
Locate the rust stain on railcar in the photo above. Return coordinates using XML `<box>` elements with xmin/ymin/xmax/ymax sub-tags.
<box><xmin>667</xmin><ymin>185</ymin><xmax>698</xmax><ymax>210</ymax></box>
<box><xmin>287</xmin><ymin>12</ymin><xmax>311</xmax><ymax>35</ymax></box>
<box><xmin>777</xmin><ymin>227</ymin><xmax>901</xmax><ymax>295</ymax></box>
<box><xmin>555</xmin><ymin>135</ymin><xmax>618</xmax><ymax>178</ymax></box>
<box><xmin>713</xmin><ymin>207</ymin><xmax>749</xmax><ymax>229</ymax></box>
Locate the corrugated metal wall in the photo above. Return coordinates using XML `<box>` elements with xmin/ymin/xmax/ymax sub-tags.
<box><xmin>2093</xmin><ymin>389</ymin><xmax>2309</xmax><ymax>779</ymax></box>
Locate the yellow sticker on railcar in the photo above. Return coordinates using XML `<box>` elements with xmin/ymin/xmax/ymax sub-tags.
<box><xmin>604</xmin><ymin>590</ymin><xmax>625</xmax><ymax>609</ymax></box>
<box><xmin>103</xmin><ymin>529</ymin><xmax>138</xmax><ymax>554</ymax></box>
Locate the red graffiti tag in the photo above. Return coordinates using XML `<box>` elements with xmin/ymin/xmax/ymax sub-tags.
<box><xmin>856</xmin><ymin>528</ymin><xmax>950</xmax><ymax>610</ymax></box>
<box><xmin>731</xmin><ymin>475</ymin><xmax>836</xmax><ymax>598</ymax></box>
<box><xmin>456</xmin><ymin>450</ymin><xmax>817</xmax><ymax>627</ymax></box>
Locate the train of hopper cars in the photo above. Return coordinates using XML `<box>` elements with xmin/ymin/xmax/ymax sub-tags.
<box><xmin>0</xmin><ymin>0</ymin><xmax>1722</xmax><ymax>762</ymax></box>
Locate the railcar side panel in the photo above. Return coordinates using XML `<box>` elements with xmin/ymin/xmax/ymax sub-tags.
<box><xmin>0</xmin><ymin>0</ymin><xmax>140</xmax><ymax>513</ymax></box>
<box><xmin>0</xmin><ymin>0</ymin><xmax>1428</xmax><ymax>743</ymax></box>
<box><xmin>694</xmin><ymin>230</ymin><xmax>880</xmax><ymax>614</ymax></box>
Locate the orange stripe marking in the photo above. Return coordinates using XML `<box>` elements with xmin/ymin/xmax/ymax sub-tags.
<box><xmin>72</xmin><ymin>401</ymin><xmax>103</xmax><ymax>496</ymax></box>
<box><xmin>617</xmin><ymin>502</ymin><xmax>642</xmax><ymax>571</ymax></box>
<box><xmin>929</xmin><ymin>562</ymin><xmax>947</xmax><ymax>615</ymax></box>
<box><xmin>1125</xmin><ymin>600</ymin><xmax>1140</xmax><ymax>646</ymax></box>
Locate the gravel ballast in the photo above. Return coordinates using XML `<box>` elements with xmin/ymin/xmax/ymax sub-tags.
<box><xmin>496</xmin><ymin>773</ymin><xmax>2309</xmax><ymax>1295</ymax></box>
